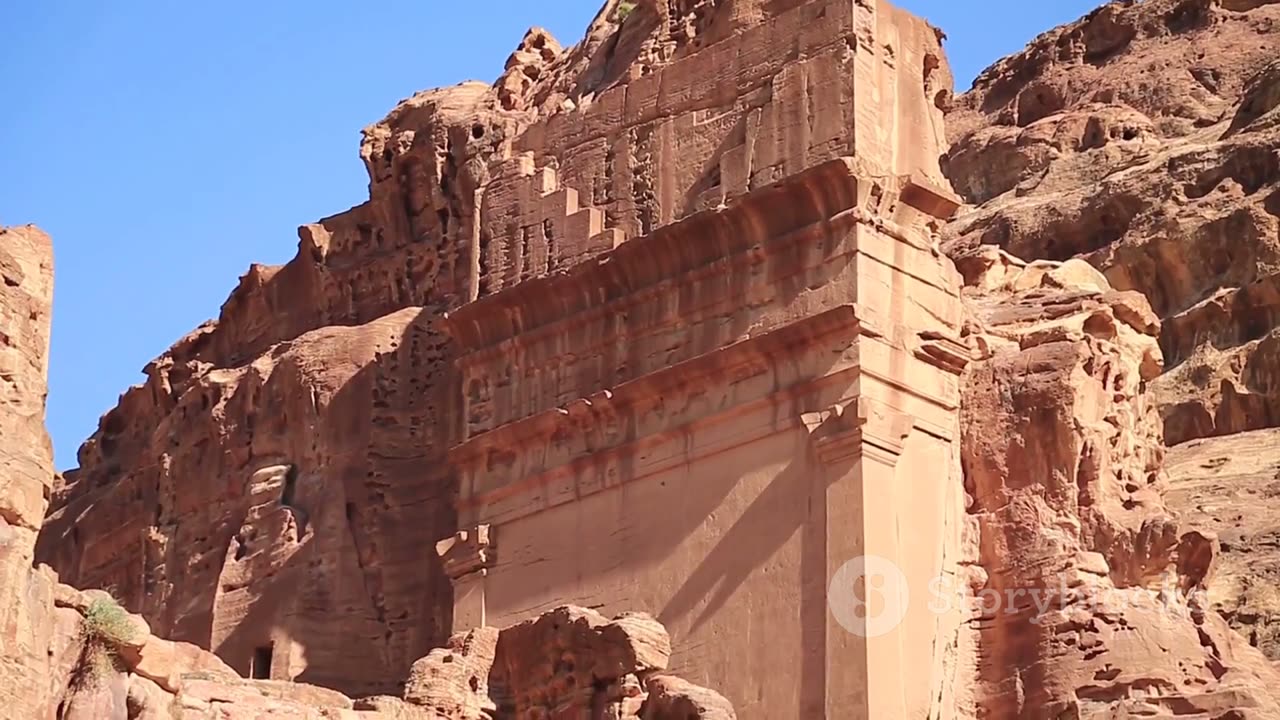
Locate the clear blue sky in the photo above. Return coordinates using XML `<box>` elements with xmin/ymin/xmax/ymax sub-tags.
<box><xmin>0</xmin><ymin>1</ymin><xmax>1099</xmax><ymax>470</ymax></box>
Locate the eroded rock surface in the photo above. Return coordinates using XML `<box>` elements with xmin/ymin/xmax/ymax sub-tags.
<box><xmin>1166</xmin><ymin>428</ymin><xmax>1280</xmax><ymax>660</ymax></box>
<box><xmin>37</xmin><ymin>0</ymin><xmax>951</xmax><ymax>697</ymax></box>
<box><xmin>0</xmin><ymin>226</ymin><xmax>732</xmax><ymax>716</ymax></box>
<box><xmin>944</xmin><ymin>0</ymin><xmax>1280</xmax><ymax>676</ymax></box>
<box><xmin>25</xmin><ymin>0</ymin><xmax>1280</xmax><ymax>716</ymax></box>
<box><xmin>384</xmin><ymin>606</ymin><xmax>735</xmax><ymax>720</ymax></box>
<box><xmin>0</xmin><ymin>225</ymin><xmax>61</xmax><ymax>719</ymax></box>
<box><xmin>0</xmin><ymin>225</ymin><xmax>54</xmax><ymax>558</ymax></box>
<box><xmin>959</xmin><ymin>247</ymin><xmax>1280</xmax><ymax>718</ymax></box>
<box><xmin>944</xmin><ymin>0</ymin><xmax>1280</xmax><ymax>446</ymax></box>
<box><xmin>0</xmin><ymin>224</ymin><xmax>373</xmax><ymax>719</ymax></box>
<box><xmin>39</xmin><ymin>305</ymin><xmax>458</xmax><ymax>695</ymax></box>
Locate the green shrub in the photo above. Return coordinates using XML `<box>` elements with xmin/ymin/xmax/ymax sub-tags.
<box><xmin>82</xmin><ymin>597</ymin><xmax>139</xmax><ymax>647</ymax></box>
<box><xmin>617</xmin><ymin>1</ymin><xmax>637</xmax><ymax>21</ymax></box>
<box><xmin>73</xmin><ymin>597</ymin><xmax>138</xmax><ymax>689</ymax></box>
<box><xmin>74</xmin><ymin>641</ymin><xmax>122</xmax><ymax>690</ymax></box>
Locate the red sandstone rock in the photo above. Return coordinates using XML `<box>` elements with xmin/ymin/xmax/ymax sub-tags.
<box><xmin>397</xmin><ymin>606</ymin><xmax>734</xmax><ymax>720</ymax></box>
<box><xmin>37</xmin><ymin>0</ymin><xmax>952</xmax><ymax>704</ymax></box>
<box><xmin>943</xmin><ymin>0</ymin><xmax>1280</xmax><ymax>675</ymax></box>
<box><xmin>0</xmin><ymin>225</ymin><xmax>405</xmax><ymax>718</ymax></box>
<box><xmin>0</xmin><ymin>226</ymin><xmax>54</xmax><ymax>545</ymax></box>
<box><xmin>402</xmin><ymin>626</ymin><xmax>500</xmax><ymax>716</ymax></box>
<box><xmin>958</xmin><ymin>248</ymin><xmax>1280</xmax><ymax>717</ymax></box>
<box><xmin>1</xmin><ymin>232</ymin><xmax>732</xmax><ymax>719</ymax></box>
<box><xmin>641</xmin><ymin>675</ymin><xmax>736</xmax><ymax>720</ymax></box>
<box><xmin>1166</xmin><ymin>428</ymin><xmax>1280</xmax><ymax>661</ymax></box>
<box><xmin>40</xmin><ymin>307</ymin><xmax>458</xmax><ymax>696</ymax></box>
<box><xmin>19</xmin><ymin>1</ymin><xmax>1280</xmax><ymax>719</ymax></box>
<box><xmin>943</xmin><ymin>0</ymin><xmax>1280</xmax><ymax>446</ymax></box>
<box><xmin>0</xmin><ymin>224</ymin><xmax>68</xmax><ymax>719</ymax></box>
<box><xmin>61</xmin><ymin>670</ymin><xmax>129</xmax><ymax>720</ymax></box>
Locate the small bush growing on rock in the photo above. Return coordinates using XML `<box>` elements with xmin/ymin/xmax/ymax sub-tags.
<box><xmin>74</xmin><ymin>641</ymin><xmax>121</xmax><ymax>690</ymax></box>
<box><xmin>617</xmin><ymin>1</ymin><xmax>637</xmax><ymax>21</ymax></box>
<box><xmin>83</xmin><ymin>596</ymin><xmax>139</xmax><ymax>646</ymax></box>
<box><xmin>73</xmin><ymin>597</ymin><xmax>137</xmax><ymax>689</ymax></box>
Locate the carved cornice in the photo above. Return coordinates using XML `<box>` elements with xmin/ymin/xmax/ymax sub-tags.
<box><xmin>444</xmin><ymin>158</ymin><xmax>949</xmax><ymax>357</ymax></box>
<box><xmin>914</xmin><ymin>331</ymin><xmax>973</xmax><ymax>376</ymax></box>
<box><xmin>449</xmin><ymin>205</ymin><xmax>866</xmax><ymax>373</ymax></box>
<box><xmin>801</xmin><ymin>397</ymin><xmax>916</xmax><ymax>465</ymax></box>
<box><xmin>451</xmin><ymin>304</ymin><xmax>864</xmax><ymax>464</ymax></box>
<box><xmin>898</xmin><ymin>173</ymin><xmax>963</xmax><ymax>221</ymax></box>
<box><xmin>436</xmin><ymin>525</ymin><xmax>495</xmax><ymax>581</ymax></box>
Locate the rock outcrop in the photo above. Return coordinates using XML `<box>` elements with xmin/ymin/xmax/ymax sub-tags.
<box><xmin>0</xmin><ymin>223</ymin><xmax>732</xmax><ymax>718</ymax></box>
<box><xmin>1166</xmin><ymin>429</ymin><xmax>1280</xmax><ymax>660</ymax></box>
<box><xmin>0</xmin><ymin>224</ymin><xmax>60</xmax><ymax>718</ymax></box>
<box><xmin>958</xmin><ymin>247</ymin><xmax>1280</xmax><ymax>718</ymax></box>
<box><xmin>944</xmin><ymin>0</ymin><xmax>1280</xmax><ymax>447</ymax></box>
<box><xmin>37</xmin><ymin>0</ymin><xmax>952</xmax><ymax>699</ymax></box>
<box><xmin>942</xmin><ymin>0</ymin><xmax>1280</xmax><ymax>675</ymax></box>
<box><xmin>39</xmin><ymin>303</ymin><xmax>458</xmax><ymax>695</ymax></box>
<box><xmin>24</xmin><ymin>0</ymin><xmax>1280</xmax><ymax>717</ymax></box>
<box><xmin>0</xmin><ymin>225</ymin><xmax>365</xmax><ymax>718</ymax></box>
<box><xmin>380</xmin><ymin>606</ymin><xmax>735</xmax><ymax>720</ymax></box>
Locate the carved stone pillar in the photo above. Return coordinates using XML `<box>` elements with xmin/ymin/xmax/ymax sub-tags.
<box><xmin>803</xmin><ymin>395</ymin><xmax>917</xmax><ymax>718</ymax></box>
<box><xmin>436</xmin><ymin>525</ymin><xmax>495</xmax><ymax>630</ymax></box>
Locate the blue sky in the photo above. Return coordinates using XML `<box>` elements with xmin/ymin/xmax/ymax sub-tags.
<box><xmin>0</xmin><ymin>1</ymin><xmax>1099</xmax><ymax>470</ymax></box>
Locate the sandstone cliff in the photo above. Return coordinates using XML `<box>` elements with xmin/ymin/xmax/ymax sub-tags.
<box><xmin>957</xmin><ymin>248</ymin><xmax>1280</xmax><ymax>717</ymax></box>
<box><xmin>37</xmin><ymin>0</ymin><xmax>951</xmax><ymax>697</ymax></box>
<box><xmin>0</xmin><ymin>225</ymin><xmax>60</xmax><ymax>718</ymax></box>
<box><xmin>0</xmin><ymin>225</ymin><xmax>322</xmax><ymax>718</ymax></box>
<box><xmin>944</xmin><ymin>0</ymin><xmax>1280</xmax><ymax>446</ymax></box>
<box><xmin>24</xmin><ymin>0</ymin><xmax>1280</xmax><ymax>717</ymax></box>
<box><xmin>942</xmin><ymin>0</ymin><xmax>1280</xmax><ymax>674</ymax></box>
<box><xmin>2</xmin><ymin>223</ymin><xmax>734</xmax><ymax>717</ymax></box>
<box><xmin>1166</xmin><ymin>428</ymin><xmax>1280</xmax><ymax>661</ymax></box>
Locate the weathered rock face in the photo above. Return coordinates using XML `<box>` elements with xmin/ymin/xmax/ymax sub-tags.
<box><xmin>30</xmin><ymin>0</ymin><xmax>1280</xmax><ymax>717</ymax></box>
<box><xmin>1166</xmin><ymin>429</ymin><xmax>1280</xmax><ymax>660</ymax></box>
<box><xmin>39</xmin><ymin>305</ymin><xmax>458</xmax><ymax>696</ymax></box>
<box><xmin>37</xmin><ymin>82</ymin><xmax>498</xmax><ymax>694</ymax></box>
<box><xmin>943</xmin><ymin>0</ymin><xmax>1280</xmax><ymax>446</ymax></box>
<box><xmin>0</xmin><ymin>225</ymin><xmax>55</xmax><ymax>562</ymax></box>
<box><xmin>0</xmin><ymin>228</ymin><xmax>732</xmax><ymax>714</ymax></box>
<box><xmin>442</xmin><ymin>156</ymin><xmax>972</xmax><ymax>719</ymax></box>
<box><xmin>958</xmin><ymin>247</ymin><xmax>1280</xmax><ymax>718</ymax></box>
<box><xmin>388</xmin><ymin>606</ymin><xmax>735</xmax><ymax>720</ymax></box>
<box><xmin>27</xmin><ymin>589</ymin><xmax>737</xmax><ymax>720</ymax></box>
<box><xmin>0</xmin><ymin>225</ymin><xmax>62</xmax><ymax>719</ymax></box>
<box><xmin>37</xmin><ymin>0</ymin><xmax>951</xmax><ymax>699</ymax></box>
<box><xmin>0</xmin><ymin>224</ymin><xmax>370</xmax><ymax>719</ymax></box>
<box><xmin>152</xmin><ymin>605</ymin><xmax>734</xmax><ymax>719</ymax></box>
<box><xmin>942</xmin><ymin>0</ymin><xmax>1280</xmax><ymax>678</ymax></box>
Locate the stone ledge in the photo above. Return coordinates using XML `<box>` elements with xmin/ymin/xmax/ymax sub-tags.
<box><xmin>451</xmin><ymin>302</ymin><xmax>862</xmax><ymax>468</ymax></box>
<box><xmin>445</xmin><ymin>158</ymin><xmax>955</xmax><ymax>357</ymax></box>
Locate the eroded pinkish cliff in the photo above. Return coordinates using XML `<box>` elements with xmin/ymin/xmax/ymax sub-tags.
<box><xmin>2</xmin><ymin>224</ymin><xmax>733</xmax><ymax>717</ymax></box>
<box><xmin>22</xmin><ymin>0</ymin><xmax>1280</xmax><ymax>718</ymax></box>
<box><xmin>942</xmin><ymin>0</ymin><xmax>1280</xmax><ymax>680</ymax></box>
<box><xmin>944</xmin><ymin>0</ymin><xmax>1280</xmax><ymax>446</ymax></box>
<box><xmin>957</xmin><ymin>249</ymin><xmax>1279</xmax><ymax>717</ymax></box>
<box><xmin>37</xmin><ymin>0</ymin><xmax>952</xmax><ymax>700</ymax></box>
<box><xmin>1</xmin><ymin>225</ymin><xmax>60</xmax><ymax>717</ymax></box>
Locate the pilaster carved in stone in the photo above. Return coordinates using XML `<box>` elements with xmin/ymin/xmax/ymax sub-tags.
<box><xmin>801</xmin><ymin>397</ymin><xmax>915</xmax><ymax>465</ymax></box>
<box><xmin>436</xmin><ymin>525</ymin><xmax>495</xmax><ymax>581</ymax></box>
<box><xmin>914</xmin><ymin>331</ymin><xmax>973</xmax><ymax>376</ymax></box>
